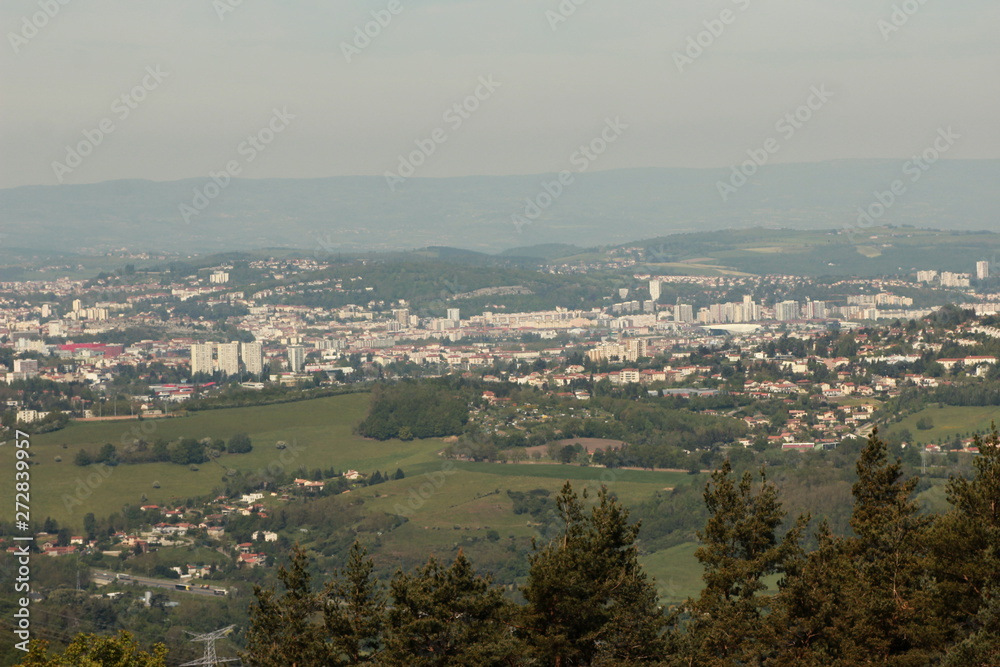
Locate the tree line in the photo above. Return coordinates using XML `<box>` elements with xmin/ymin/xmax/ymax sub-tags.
<box><xmin>18</xmin><ymin>428</ymin><xmax>1000</xmax><ymax>665</ymax></box>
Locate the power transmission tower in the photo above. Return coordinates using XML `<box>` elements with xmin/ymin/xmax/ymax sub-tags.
<box><xmin>179</xmin><ymin>625</ymin><xmax>240</xmax><ymax>666</ymax></box>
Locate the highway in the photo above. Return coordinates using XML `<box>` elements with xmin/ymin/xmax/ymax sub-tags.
<box><xmin>90</xmin><ymin>569</ymin><xmax>227</xmax><ymax>598</ymax></box>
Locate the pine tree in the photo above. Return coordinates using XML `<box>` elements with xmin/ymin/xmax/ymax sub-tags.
<box><xmin>324</xmin><ymin>541</ymin><xmax>386</xmax><ymax>664</ymax></box>
<box><xmin>931</xmin><ymin>426</ymin><xmax>1000</xmax><ymax>656</ymax></box>
<box><xmin>941</xmin><ymin>591</ymin><xmax>1000</xmax><ymax>666</ymax></box>
<box><xmin>673</xmin><ymin>460</ymin><xmax>805</xmax><ymax>666</ymax></box>
<box><xmin>381</xmin><ymin>550</ymin><xmax>520</xmax><ymax>666</ymax></box>
<box><xmin>767</xmin><ymin>521</ymin><xmax>853</xmax><ymax>667</ymax></box>
<box><xmin>241</xmin><ymin>544</ymin><xmax>331</xmax><ymax>666</ymax></box>
<box><xmin>839</xmin><ymin>429</ymin><xmax>940</xmax><ymax>665</ymax></box>
<box><xmin>521</xmin><ymin>482</ymin><xmax>666</xmax><ymax>665</ymax></box>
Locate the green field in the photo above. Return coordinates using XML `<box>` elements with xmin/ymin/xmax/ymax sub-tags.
<box><xmin>1</xmin><ymin>393</ymin><xmax>443</xmax><ymax>527</ymax></box>
<box><xmin>640</xmin><ymin>542</ymin><xmax>704</xmax><ymax>603</ymax></box>
<box><xmin>1</xmin><ymin>393</ymin><xmax>711</xmax><ymax>601</ymax></box>
<box><xmin>352</xmin><ymin>466</ymin><xmax>706</xmax><ymax>601</ymax></box>
<box><xmin>884</xmin><ymin>405</ymin><xmax>1000</xmax><ymax>445</ymax></box>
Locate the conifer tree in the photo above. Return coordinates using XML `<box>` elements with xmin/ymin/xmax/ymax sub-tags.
<box><xmin>672</xmin><ymin>460</ymin><xmax>805</xmax><ymax>666</ymax></box>
<box><xmin>774</xmin><ymin>429</ymin><xmax>941</xmax><ymax>666</ymax></box>
<box><xmin>381</xmin><ymin>550</ymin><xmax>519</xmax><ymax>666</ymax></box>
<box><xmin>836</xmin><ymin>428</ymin><xmax>940</xmax><ymax>665</ymax></box>
<box><xmin>324</xmin><ymin>541</ymin><xmax>386</xmax><ymax>665</ymax></box>
<box><xmin>931</xmin><ymin>426</ymin><xmax>1000</xmax><ymax>658</ymax></box>
<box><xmin>941</xmin><ymin>591</ymin><xmax>1000</xmax><ymax>666</ymax></box>
<box><xmin>521</xmin><ymin>482</ymin><xmax>666</xmax><ymax>665</ymax></box>
<box><xmin>242</xmin><ymin>544</ymin><xmax>330</xmax><ymax>666</ymax></box>
<box><xmin>767</xmin><ymin>521</ymin><xmax>852</xmax><ymax>667</ymax></box>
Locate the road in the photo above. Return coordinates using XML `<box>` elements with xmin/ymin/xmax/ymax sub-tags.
<box><xmin>90</xmin><ymin>569</ymin><xmax>226</xmax><ymax>597</ymax></box>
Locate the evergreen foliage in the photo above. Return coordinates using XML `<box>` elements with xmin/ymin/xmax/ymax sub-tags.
<box><xmin>36</xmin><ymin>429</ymin><xmax>1000</xmax><ymax>666</ymax></box>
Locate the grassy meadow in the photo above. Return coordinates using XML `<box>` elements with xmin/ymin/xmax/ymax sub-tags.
<box><xmin>1</xmin><ymin>392</ymin><xmax>710</xmax><ymax>601</ymax></box>
<box><xmin>884</xmin><ymin>404</ymin><xmax>1000</xmax><ymax>445</ymax></box>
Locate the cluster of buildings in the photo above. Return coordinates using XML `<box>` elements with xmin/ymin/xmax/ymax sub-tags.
<box><xmin>190</xmin><ymin>341</ymin><xmax>263</xmax><ymax>376</ymax></box>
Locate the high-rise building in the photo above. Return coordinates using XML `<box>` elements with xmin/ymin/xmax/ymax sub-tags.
<box><xmin>941</xmin><ymin>272</ymin><xmax>971</xmax><ymax>288</ymax></box>
<box><xmin>394</xmin><ymin>308</ymin><xmax>410</xmax><ymax>326</ymax></box>
<box><xmin>803</xmin><ymin>300</ymin><xmax>827</xmax><ymax>320</ymax></box>
<box><xmin>447</xmin><ymin>308</ymin><xmax>461</xmax><ymax>322</ymax></box>
<box><xmin>216</xmin><ymin>342</ymin><xmax>240</xmax><ymax>375</ymax></box>
<box><xmin>241</xmin><ymin>341</ymin><xmax>263</xmax><ymax>375</ymax></box>
<box><xmin>649</xmin><ymin>280</ymin><xmax>661</xmax><ymax>301</ymax></box>
<box><xmin>72</xmin><ymin>299</ymin><xmax>82</xmax><ymax>312</ymax></box>
<box><xmin>775</xmin><ymin>300</ymin><xmax>800</xmax><ymax>321</ymax></box>
<box><xmin>13</xmin><ymin>359</ymin><xmax>39</xmax><ymax>376</ymax></box>
<box><xmin>287</xmin><ymin>345</ymin><xmax>306</xmax><ymax>373</ymax></box>
<box><xmin>742</xmin><ymin>295</ymin><xmax>757</xmax><ymax>321</ymax></box>
<box><xmin>624</xmin><ymin>338</ymin><xmax>647</xmax><ymax>361</ymax></box>
<box><xmin>916</xmin><ymin>270</ymin><xmax>938</xmax><ymax>283</ymax></box>
<box><xmin>977</xmin><ymin>261</ymin><xmax>990</xmax><ymax>280</ymax></box>
<box><xmin>675</xmin><ymin>303</ymin><xmax>694</xmax><ymax>323</ymax></box>
<box><xmin>191</xmin><ymin>343</ymin><xmax>215</xmax><ymax>376</ymax></box>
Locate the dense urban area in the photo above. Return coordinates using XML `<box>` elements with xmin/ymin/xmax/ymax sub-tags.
<box><xmin>4</xmin><ymin>235</ymin><xmax>1000</xmax><ymax>665</ymax></box>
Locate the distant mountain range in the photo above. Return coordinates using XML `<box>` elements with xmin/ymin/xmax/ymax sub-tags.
<box><xmin>1</xmin><ymin>160</ymin><xmax>998</xmax><ymax>255</ymax></box>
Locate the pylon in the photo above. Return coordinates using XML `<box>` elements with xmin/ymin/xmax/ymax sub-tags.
<box><xmin>179</xmin><ymin>625</ymin><xmax>240</xmax><ymax>666</ymax></box>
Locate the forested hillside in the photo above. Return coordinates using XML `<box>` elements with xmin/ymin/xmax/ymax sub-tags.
<box><xmin>18</xmin><ymin>429</ymin><xmax>1000</xmax><ymax>665</ymax></box>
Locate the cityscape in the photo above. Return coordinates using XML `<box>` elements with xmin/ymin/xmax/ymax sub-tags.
<box><xmin>2</xmin><ymin>1</ymin><xmax>1000</xmax><ymax>665</ymax></box>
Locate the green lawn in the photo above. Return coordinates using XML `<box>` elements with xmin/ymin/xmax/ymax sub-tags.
<box><xmin>640</xmin><ymin>542</ymin><xmax>704</xmax><ymax>603</ymax></box>
<box><xmin>450</xmin><ymin>462</ymin><xmax>698</xmax><ymax>488</ymax></box>
<box><xmin>2</xmin><ymin>393</ymin><xmax>444</xmax><ymax>528</ymax></box>
<box><xmin>885</xmin><ymin>405</ymin><xmax>1000</xmax><ymax>445</ymax></box>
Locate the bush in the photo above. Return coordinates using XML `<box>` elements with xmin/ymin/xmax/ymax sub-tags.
<box><xmin>227</xmin><ymin>432</ymin><xmax>253</xmax><ymax>454</ymax></box>
<box><xmin>171</xmin><ymin>438</ymin><xmax>208</xmax><ymax>465</ymax></box>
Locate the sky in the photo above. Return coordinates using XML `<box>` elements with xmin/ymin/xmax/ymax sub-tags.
<box><xmin>1</xmin><ymin>0</ymin><xmax>998</xmax><ymax>189</ymax></box>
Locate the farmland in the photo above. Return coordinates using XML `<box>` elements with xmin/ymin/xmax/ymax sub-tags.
<box><xmin>1</xmin><ymin>393</ymin><xmax>710</xmax><ymax>601</ymax></box>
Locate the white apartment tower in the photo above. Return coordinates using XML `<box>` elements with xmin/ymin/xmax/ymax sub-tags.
<box><xmin>674</xmin><ymin>303</ymin><xmax>695</xmax><ymax>323</ymax></box>
<box><xmin>977</xmin><ymin>261</ymin><xmax>990</xmax><ymax>280</ymax></box>
<box><xmin>191</xmin><ymin>343</ymin><xmax>215</xmax><ymax>376</ymax></box>
<box><xmin>775</xmin><ymin>301</ymin><xmax>800</xmax><ymax>321</ymax></box>
<box><xmin>649</xmin><ymin>280</ymin><xmax>661</xmax><ymax>301</ymax></box>
<box><xmin>241</xmin><ymin>341</ymin><xmax>264</xmax><ymax>375</ymax></box>
<box><xmin>287</xmin><ymin>345</ymin><xmax>306</xmax><ymax>373</ymax></box>
<box><xmin>216</xmin><ymin>342</ymin><xmax>240</xmax><ymax>375</ymax></box>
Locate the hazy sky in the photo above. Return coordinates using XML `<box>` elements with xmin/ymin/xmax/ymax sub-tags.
<box><xmin>2</xmin><ymin>0</ymin><xmax>997</xmax><ymax>188</ymax></box>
